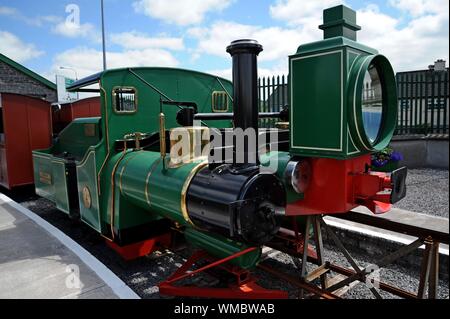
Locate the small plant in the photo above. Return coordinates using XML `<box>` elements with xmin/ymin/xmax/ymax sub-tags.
<box><xmin>371</xmin><ymin>146</ymin><xmax>403</xmax><ymax>168</ymax></box>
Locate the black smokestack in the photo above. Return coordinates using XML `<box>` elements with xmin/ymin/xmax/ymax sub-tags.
<box><xmin>226</xmin><ymin>39</ymin><xmax>263</xmax><ymax>167</ymax></box>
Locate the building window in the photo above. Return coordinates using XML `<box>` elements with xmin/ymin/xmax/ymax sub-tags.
<box><xmin>212</xmin><ymin>91</ymin><xmax>229</xmax><ymax>112</ymax></box>
<box><xmin>113</xmin><ymin>87</ymin><xmax>137</xmax><ymax>113</ymax></box>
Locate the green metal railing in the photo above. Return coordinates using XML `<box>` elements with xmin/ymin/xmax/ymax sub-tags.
<box><xmin>258</xmin><ymin>75</ymin><xmax>287</xmax><ymax>128</ymax></box>
<box><xmin>396</xmin><ymin>69</ymin><xmax>449</xmax><ymax>135</ymax></box>
<box><xmin>258</xmin><ymin>69</ymin><xmax>449</xmax><ymax>135</ymax></box>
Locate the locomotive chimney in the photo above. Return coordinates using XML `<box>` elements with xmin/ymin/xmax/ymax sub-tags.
<box><xmin>226</xmin><ymin>39</ymin><xmax>263</xmax><ymax>167</ymax></box>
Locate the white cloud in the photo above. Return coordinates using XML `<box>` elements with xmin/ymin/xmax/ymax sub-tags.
<box><xmin>0</xmin><ymin>6</ymin><xmax>17</xmax><ymax>16</ymax></box>
<box><xmin>133</xmin><ymin>0</ymin><xmax>234</xmax><ymax>26</ymax></box>
<box><xmin>389</xmin><ymin>0</ymin><xmax>446</xmax><ymax>17</ymax></box>
<box><xmin>206</xmin><ymin>68</ymin><xmax>232</xmax><ymax>80</ymax></box>
<box><xmin>357</xmin><ymin>4</ymin><xmax>449</xmax><ymax>71</ymax></box>
<box><xmin>270</xmin><ymin>0</ymin><xmax>343</xmax><ymax>26</ymax></box>
<box><xmin>110</xmin><ymin>31</ymin><xmax>184</xmax><ymax>50</ymax></box>
<box><xmin>1</xmin><ymin>6</ymin><xmax>99</xmax><ymax>42</ymax></box>
<box><xmin>0</xmin><ymin>6</ymin><xmax>100</xmax><ymax>42</ymax></box>
<box><xmin>187</xmin><ymin>2</ymin><xmax>343</xmax><ymax>76</ymax></box>
<box><xmin>207</xmin><ymin>64</ymin><xmax>289</xmax><ymax>81</ymax></box>
<box><xmin>0</xmin><ymin>5</ymin><xmax>60</xmax><ymax>27</ymax></box>
<box><xmin>52</xmin><ymin>21</ymin><xmax>100</xmax><ymax>42</ymax></box>
<box><xmin>0</xmin><ymin>30</ymin><xmax>44</xmax><ymax>62</ymax></box>
<box><xmin>269</xmin><ymin>0</ymin><xmax>448</xmax><ymax>72</ymax></box>
<box><xmin>0</xmin><ymin>6</ymin><xmax>98</xmax><ymax>41</ymax></box>
<box><xmin>49</xmin><ymin>47</ymin><xmax>179</xmax><ymax>79</ymax></box>
<box><xmin>188</xmin><ymin>21</ymin><xmax>312</xmax><ymax>64</ymax></box>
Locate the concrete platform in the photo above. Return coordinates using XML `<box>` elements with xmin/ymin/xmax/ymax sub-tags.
<box><xmin>0</xmin><ymin>194</ymin><xmax>139</xmax><ymax>299</ymax></box>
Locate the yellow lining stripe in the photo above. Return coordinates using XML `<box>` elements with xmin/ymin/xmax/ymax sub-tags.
<box><xmin>118</xmin><ymin>151</ymin><xmax>141</xmax><ymax>194</ymax></box>
<box><xmin>180</xmin><ymin>161</ymin><xmax>208</xmax><ymax>226</ymax></box>
<box><xmin>145</xmin><ymin>158</ymin><xmax>162</xmax><ymax>207</ymax></box>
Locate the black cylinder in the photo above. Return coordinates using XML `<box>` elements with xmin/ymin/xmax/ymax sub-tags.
<box><xmin>226</xmin><ymin>39</ymin><xmax>263</xmax><ymax>167</ymax></box>
<box><xmin>187</xmin><ymin>164</ymin><xmax>286</xmax><ymax>245</ymax></box>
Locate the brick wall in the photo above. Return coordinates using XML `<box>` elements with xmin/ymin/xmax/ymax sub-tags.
<box><xmin>0</xmin><ymin>61</ymin><xmax>57</xmax><ymax>102</ymax></box>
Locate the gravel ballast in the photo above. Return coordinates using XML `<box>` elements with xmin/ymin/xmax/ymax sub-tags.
<box><xmin>394</xmin><ymin>168</ymin><xmax>449</xmax><ymax>218</ymax></box>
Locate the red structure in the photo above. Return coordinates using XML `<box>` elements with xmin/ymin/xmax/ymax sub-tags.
<box><xmin>106</xmin><ymin>233</ymin><xmax>172</xmax><ymax>261</ymax></box>
<box><xmin>52</xmin><ymin>97</ymin><xmax>101</xmax><ymax>134</ymax></box>
<box><xmin>159</xmin><ymin>249</ymin><xmax>288</xmax><ymax>299</ymax></box>
<box><xmin>287</xmin><ymin>155</ymin><xmax>394</xmax><ymax>216</ymax></box>
<box><xmin>0</xmin><ymin>93</ymin><xmax>52</xmax><ymax>189</ymax></box>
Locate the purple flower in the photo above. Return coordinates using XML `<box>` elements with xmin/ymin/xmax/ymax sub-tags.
<box><xmin>372</xmin><ymin>148</ymin><xmax>403</xmax><ymax>168</ymax></box>
<box><xmin>372</xmin><ymin>159</ymin><xmax>388</xmax><ymax>167</ymax></box>
<box><xmin>390</xmin><ymin>151</ymin><xmax>403</xmax><ymax>161</ymax></box>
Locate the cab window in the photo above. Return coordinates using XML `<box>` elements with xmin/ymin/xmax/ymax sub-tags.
<box><xmin>113</xmin><ymin>87</ymin><xmax>137</xmax><ymax>113</ymax></box>
<box><xmin>212</xmin><ymin>91</ymin><xmax>229</xmax><ymax>112</ymax></box>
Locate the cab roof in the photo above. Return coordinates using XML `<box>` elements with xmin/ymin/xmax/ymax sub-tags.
<box><xmin>66</xmin><ymin>67</ymin><xmax>232</xmax><ymax>92</ymax></box>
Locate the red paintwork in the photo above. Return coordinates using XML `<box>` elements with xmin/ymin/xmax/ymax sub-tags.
<box><xmin>0</xmin><ymin>94</ymin><xmax>52</xmax><ymax>189</ymax></box>
<box><xmin>159</xmin><ymin>250</ymin><xmax>288</xmax><ymax>299</ymax></box>
<box><xmin>287</xmin><ymin>155</ymin><xmax>392</xmax><ymax>215</ymax></box>
<box><xmin>53</xmin><ymin>97</ymin><xmax>101</xmax><ymax>134</ymax></box>
<box><xmin>106</xmin><ymin>233</ymin><xmax>171</xmax><ymax>261</ymax></box>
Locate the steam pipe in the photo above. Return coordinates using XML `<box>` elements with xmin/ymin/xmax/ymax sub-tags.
<box><xmin>194</xmin><ymin>112</ymin><xmax>282</xmax><ymax>121</ymax></box>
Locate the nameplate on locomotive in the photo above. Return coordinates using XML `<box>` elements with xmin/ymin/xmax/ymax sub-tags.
<box><xmin>39</xmin><ymin>171</ymin><xmax>52</xmax><ymax>185</ymax></box>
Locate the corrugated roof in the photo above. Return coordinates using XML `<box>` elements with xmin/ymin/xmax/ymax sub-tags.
<box><xmin>0</xmin><ymin>53</ymin><xmax>56</xmax><ymax>90</ymax></box>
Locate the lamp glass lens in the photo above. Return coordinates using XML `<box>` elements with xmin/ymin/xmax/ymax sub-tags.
<box><xmin>361</xmin><ymin>63</ymin><xmax>383</xmax><ymax>142</ymax></box>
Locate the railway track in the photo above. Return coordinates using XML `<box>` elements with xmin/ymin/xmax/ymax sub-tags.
<box><xmin>5</xmin><ymin>186</ymin><xmax>448</xmax><ymax>299</ymax></box>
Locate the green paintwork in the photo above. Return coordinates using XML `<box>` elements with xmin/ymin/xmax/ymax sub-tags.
<box><xmin>33</xmin><ymin>68</ymin><xmax>234</xmax><ymax>236</ymax></box>
<box><xmin>291</xmin><ymin>50</ymin><xmax>343</xmax><ymax>154</ymax></box>
<box><xmin>107</xmin><ymin>150</ymin><xmax>202</xmax><ymax>229</ymax></box>
<box><xmin>347</xmin><ymin>55</ymin><xmax>398</xmax><ymax>152</ymax></box>
<box><xmin>289</xmin><ymin>31</ymin><xmax>397</xmax><ymax>159</ymax></box>
<box><xmin>260</xmin><ymin>151</ymin><xmax>303</xmax><ymax>202</ymax></box>
<box><xmin>32</xmin><ymin>117</ymin><xmax>103</xmax><ymax>220</ymax></box>
<box><xmin>319</xmin><ymin>5</ymin><xmax>361</xmax><ymax>41</ymax></box>
<box><xmin>92</xmin><ymin>67</ymin><xmax>234</xmax><ymax>234</ymax></box>
<box><xmin>184</xmin><ymin>228</ymin><xmax>262</xmax><ymax>269</ymax></box>
<box><xmin>52</xmin><ymin>117</ymin><xmax>102</xmax><ymax>160</ymax></box>
<box><xmin>114</xmin><ymin>150</ymin><xmax>303</xmax><ymax>231</ymax></box>
<box><xmin>32</xmin><ymin>155</ymin><xmax>70</xmax><ymax>214</ymax></box>
<box><xmin>52</xmin><ymin>159</ymin><xmax>71</xmax><ymax>214</ymax></box>
<box><xmin>77</xmin><ymin>149</ymin><xmax>102</xmax><ymax>231</ymax></box>
<box><xmin>99</xmin><ymin>67</ymin><xmax>233</xmax><ymax>154</ymax></box>
<box><xmin>289</xmin><ymin>5</ymin><xmax>398</xmax><ymax>159</ymax></box>
<box><xmin>294</xmin><ymin>36</ymin><xmax>377</xmax><ymax>57</ymax></box>
<box><xmin>32</xmin><ymin>152</ymin><xmax>55</xmax><ymax>201</ymax></box>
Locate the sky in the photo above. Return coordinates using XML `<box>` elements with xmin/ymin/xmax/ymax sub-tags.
<box><xmin>0</xmin><ymin>0</ymin><xmax>448</xmax><ymax>82</ymax></box>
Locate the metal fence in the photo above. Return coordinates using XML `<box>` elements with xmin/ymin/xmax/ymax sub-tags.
<box><xmin>396</xmin><ymin>69</ymin><xmax>449</xmax><ymax>135</ymax></box>
<box><xmin>258</xmin><ymin>75</ymin><xmax>288</xmax><ymax>128</ymax></box>
<box><xmin>258</xmin><ymin>69</ymin><xmax>449</xmax><ymax>135</ymax></box>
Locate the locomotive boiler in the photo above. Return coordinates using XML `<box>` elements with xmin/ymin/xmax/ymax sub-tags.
<box><xmin>31</xmin><ymin>5</ymin><xmax>407</xmax><ymax>296</ymax></box>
